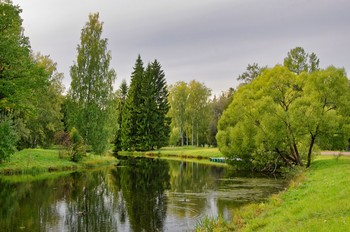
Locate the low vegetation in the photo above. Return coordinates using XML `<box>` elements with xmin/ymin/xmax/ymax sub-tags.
<box><xmin>195</xmin><ymin>155</ymin><xmax>350</xmax><ymax>231</ymax></box>
<box><xmin>0</xmin><ymin>148</ymin><xmax>116</xmax><ymax>175</ymax></box>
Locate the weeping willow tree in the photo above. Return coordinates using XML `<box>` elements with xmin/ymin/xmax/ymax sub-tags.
<box><xmin>217</xmin><ymin>65</ymin><xmax>350</xmax><ymax>172</ymax></box>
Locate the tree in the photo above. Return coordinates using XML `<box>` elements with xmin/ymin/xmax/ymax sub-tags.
<box><xmin>23</xmin><ymin>54</ymin><xmax>64</xmax><ymax>148</ymax></box>
<box><xmin>283</xmin><ymin>47</ymin><xmax>319</xmax><ymax>74</ymax></box>
<box><xmin>217</xmin><ymin>65</ymin><xmax>350</xmax><ymax>172</ymax></box>
<box><xmin>208</xmin><ymin>88</ymin><xmax>234</xmax><ymax>146</ymax></box>
<box><xmin>121</xmin><ymin>55</ymin><xmax>144</xmax><ymax>151</ymax></box>
<box><xmin>0</xmin><ymin>115</ymin><xmax>18</xmax><ymax>162</ymax></box>
<box><xmin>237</xmin><ymin>63</ymin><xmax>266</xmax><ymax>84</ymax></box>
<box><xmin>121</xmin><ymin>56</ymin><xmax>170</xmax><ymax>151</ymax></box>
<box><xmin>146</xmin><ymin>60</ymin><xmax>171</xmax><ymax>149</ymax></box>
<box><xmin>168</xmin><ymin>82</ymin><xmax>189</xmax><ymax>146</ymax></box>
<box><xmin>0</xmin><ymin>1</ymin><xmax>54</xmax><ymax>149</ymax></box>
<box><xmin>187</xmin><ymin>80</ymin><xmax>211</xmax><ymax>146</ymax></box>
<box><xmin>114</xmin><ymin>79</ymin><xmax>128</xmax><ymax>152</ymax></box>
<box><xmin>67</xmin><ymin>13</ymin><xmax>116</xmax><ymax>154</ymax></box>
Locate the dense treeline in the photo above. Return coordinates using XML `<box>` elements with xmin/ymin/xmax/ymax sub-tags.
<box><xmin>1</xmin><ymin>1</ymin><xmax>349</xmax><ymax>171</ymax></box>
<box><xmin>0</xmin><ymin>2</ymin><xmax>64</xmax><ymax>161</ymax></box>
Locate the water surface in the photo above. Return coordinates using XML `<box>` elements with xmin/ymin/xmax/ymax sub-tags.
<box><xmin>0</xmin><ymin>158</ymin><xmax>285</xmax><ymax>231</ymax></box>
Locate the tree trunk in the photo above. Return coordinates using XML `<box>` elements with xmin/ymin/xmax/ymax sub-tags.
<box><xmin>293</xmin><ymin>143</ymin><xmax>303</xmax><ymax>166</ymax></box>
<box><xmin>275</xmin><ymin>148</ymin><xmax>292</xmax><ymax>168</ymax></box>
<box><xmin>307</xmin><ymin>135</ymin><xmax>316</xmax><ymax>168</ymax></box>
<box><xmin>196</xmin><ymin>121</ymin><xmax>199</xmax><ymax>147</ymax></box>
<box><xmin>180</xmin><ymin>126</ymin><xmax>183</xmax><ymax>146</ymax></box>
<box><xmin>191</xmin><ymin>120</ymin><xmax>194</xmax><ymax>146</ymax></box>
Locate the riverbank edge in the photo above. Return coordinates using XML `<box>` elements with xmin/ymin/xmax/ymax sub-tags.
<box><xmin>195</xmin><ymin>155</ymin><xmax>350</xmax><ymax>231</ymax></box>
<box><xmin>0</xmin><ymin>148</ymin><xmax>117</xmax><ymax>176</ymax></box>
<box><xmin>117</xmin><ymin>147</ymin><xmax>227</xmax><ymax>166</ymax></box>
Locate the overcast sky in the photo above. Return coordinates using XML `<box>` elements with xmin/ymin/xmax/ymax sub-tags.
<box><xmin>12</xmin><ymin>0</ymin><xmax>350</xmax><ymax>96</ymax></box>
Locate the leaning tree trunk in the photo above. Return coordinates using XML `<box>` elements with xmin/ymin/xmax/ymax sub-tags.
<box><xmin>307</xmin><ymin>134</ymin><xmax>316</xmax><ymax>168</ymax></box>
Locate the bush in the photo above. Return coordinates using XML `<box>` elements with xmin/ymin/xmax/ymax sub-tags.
<box><xmin>69</xmin><ymin>128</ymin><xmax>86</xmax><ymax>162</ymax></box>
<box><xmin>0</xmin><ymin>117</ymin><xmax>18</xmax><ymax>162</ymax></box>
<box><xmin>54</xmin><ymin>129</ymin><xmax>86</xmax><ymax>162</ymax></box>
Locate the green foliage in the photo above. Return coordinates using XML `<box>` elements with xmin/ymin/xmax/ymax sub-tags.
<box><xmin>208</xmin><ymin>88</ymin><xmax>234</xmax><ymax>146</ymax></box>
<box><xmin>121</xmin><ymin>56</ymin><xmax>170</xmax><ymax>151</ymax></box>
<box><xmin>69</xmin><ymin>128</ymin><xmax>85</xmax><ymax>162</ymax></box>
<box><xmin>237</xmin><ymin>63</ymin><xmax>266</xmax><ymax>84</ymax></box>
<box><xmin>67</xmin><ymin>13</ymin><xmax>116</xmax><ymax>155</ymax></box>
<box><xmin>0</xmin><ymin>116</ymin><xmax>18</xmax><ymax>162</ymax></box>
<box><xmin>217</xmin><ymin>64</ymin><xmax>350</xmax><ymax>171</ymax></box>
<box><xmin>114</xmin><ymin>79</ymin><xmax>128</xmax><ymax>152</ymax></box>
<box><xmin>283</xmin><ymin>47</ymin><xmax>319</xmax><ymax>74</ymax></box>
<box><xmin>168</xmin><ymin>81</ymin><xmax>189</xmax><ymax>146</ymax></box>
<box><xmin>22</xmin><ymin>54</ymin><xmax>64</xmax><ymax>148</ymax></box>
<box><xmin>168</xmin><ymin>80</ymin><xmax>212</xmax><ymax>147</ymax></box>
<box><xmin>0</xmin><ymin>2</ymin><xmax>64</xmax><ymax>150</ymax></box>
<box><xmin>121</xmin><ymin>55</ymin><xmax>145</xmax><ymax>150</ymax></box>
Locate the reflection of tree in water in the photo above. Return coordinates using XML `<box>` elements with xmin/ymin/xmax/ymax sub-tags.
<box><xmin>118</xmin><ymin>158</ymin><xmax>170</xmax><ymax>232</ymax></box>
<box><xmin>64</xmin><ymin>170</ymin><xmax>120</xmax><ymax>232</ymax></box>
<box><xmin>167</xmin><ymin>161</ymin><xmax>225</xmax><ymax>218</ymax></box>
<box><xmin>0</xmin><ymin>174</ymin><xmax>74</xmax><ymax>231</ymax></box>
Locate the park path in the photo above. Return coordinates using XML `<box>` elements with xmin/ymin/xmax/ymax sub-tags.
<box><xmin>320</xmin><ymin>151</ymin><xmax>350</xmax><ymax>156</ymax></box>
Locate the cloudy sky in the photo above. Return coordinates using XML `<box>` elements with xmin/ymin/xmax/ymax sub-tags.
<box><xmin>12</xmin><ymin>0</ymin><xmax>350</xmax><ymax>96</ymax></box>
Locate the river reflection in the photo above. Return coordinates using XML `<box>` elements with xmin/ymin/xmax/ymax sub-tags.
<box><xmin>0</xmin><ymin>158</ymin><xmax>286</xmax><ymax>232</ymax></box>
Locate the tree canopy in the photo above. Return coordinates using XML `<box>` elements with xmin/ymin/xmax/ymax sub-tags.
<box><xmin>217</xmin><ymin>65</ymin><xmax>350</xmax><ymax>171</ymax></box>
<box><xmin>67</xmin><ymin>13</ymin><xmax>116</xmax><ymax>154</ymax></box>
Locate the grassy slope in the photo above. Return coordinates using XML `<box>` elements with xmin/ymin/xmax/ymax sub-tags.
<box><xmin>0</xmin><ymin>148</ymin><xmax>117</xmax><ymax>175</ymax></box>
<box><xmin>197</xmin><ymin>156</ymin><xmax>350</xmax><ymax>231</ymax></box>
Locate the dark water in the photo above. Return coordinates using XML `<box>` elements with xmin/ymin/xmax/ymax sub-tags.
<box><xmin>0</xmin><ymin>158</ymin><xmax>286</xmax><ymax>232</ymax></box>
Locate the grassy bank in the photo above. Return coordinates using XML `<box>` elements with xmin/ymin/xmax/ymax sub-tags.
<box><xmin>196</xmin><ymin>156</ymin><xmax>350</xmax><ymax>231</ymax></box>
<box><xmin>118</xmin><ymin>146</ymin><xmax>225</xmax><ymax>166</ymax></box>
<box><xmin>0</xmin><ymin>148</ymin><xmax>117</xmax><ymax>175</ymax></box>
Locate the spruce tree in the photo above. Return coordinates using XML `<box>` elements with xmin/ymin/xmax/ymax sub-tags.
<box><xmin>121</xmin><ymin>57</ymin><xmax>170</xmax><ymax>151</ymax></box>
<box><xmin>121</xmin><ymin>55</ymin><xmax>144</xmax><ymax>151</ymax></box>
<box><xmin>151</xmin><ymin>60</ymin><xmax>171</xmax><ymax>149</ymax></box>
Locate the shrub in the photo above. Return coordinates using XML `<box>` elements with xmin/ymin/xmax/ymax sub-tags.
<box><xmin>69</xmin><ymin>128</ymin><xmax>86</xmax><ymax>162</ymax></box>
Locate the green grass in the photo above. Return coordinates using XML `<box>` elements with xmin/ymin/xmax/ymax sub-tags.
<box><xmin>196</xmin><ymin>155</ymin><xmax>350</xmax><ymax>231</ymax></box>
<box><xmin>0</xmin><ymin>148</ymin><xmax>117</xmax><ymax>175</ymax></box>
<box><xmin>118</xmin><ymin>146</ymin><xmax>225</xmax><ymax>166</ymax></box>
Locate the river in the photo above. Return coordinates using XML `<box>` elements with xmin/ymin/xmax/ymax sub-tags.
<box><xmin>0</xmin><ymin>157</ymin><xmax>286</xmax><ymax>231</ymax></box>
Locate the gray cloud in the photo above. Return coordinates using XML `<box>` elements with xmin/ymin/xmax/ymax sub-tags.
<box><xmin>13</xmin><ymin>0</ymin><xmax>350</xmax><ymax>96</ymax></box>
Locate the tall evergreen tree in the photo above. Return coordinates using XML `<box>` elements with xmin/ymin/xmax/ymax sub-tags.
<box><xmin>67</xmin><ymin>13</ymin><xmax>116</xmax><ymax>154</ymax></box>
<box><xmin>150</xmin><ymin>60</ymin><xmax>171</xmax><ymax>149</ymax></box>
<box><xmin>121</xmin><ymin>55</ymin><xmax>144</xmax><ymax>151</ymax></box>
<box><xmin>121</xmin><ymin>56</ymin><xmax>170</xmax><ymax>151</ymax></box>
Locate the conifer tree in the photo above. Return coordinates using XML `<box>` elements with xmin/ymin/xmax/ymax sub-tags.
<box><xmin>121</xmin><ymin>56</ymin><xmax>170</xmax><ymax>151</ymax></box>
<box><xmin>121</xmin><ymin>55</ymin><xmax>144</xmax><ymax>150</ymax></box>
<box><xmin>150</xmin><ymin>60</ymin><xmax>171</xmax><ymax>149</ymax></box>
